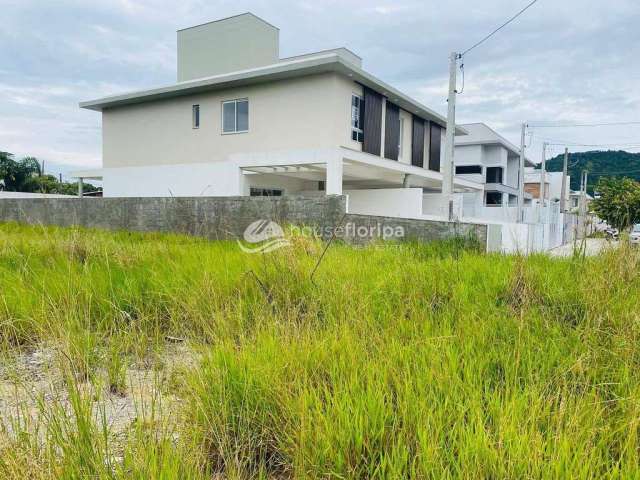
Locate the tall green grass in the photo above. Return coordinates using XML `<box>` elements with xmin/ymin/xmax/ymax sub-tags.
<box><xmin>0</xmin><ymin>222</ymin><xmax>639</xmax><ymax>478</ymax></box>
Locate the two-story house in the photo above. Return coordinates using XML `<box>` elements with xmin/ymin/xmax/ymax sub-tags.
<box><xmin>454</xmin><ymin>123</ymin><xmax>535</xmax><ymax>206</ymax></box>
<box><xmin>73</xmin><ymin>13</ymin><xmax>481</xmax><ymax>219</ymax></box>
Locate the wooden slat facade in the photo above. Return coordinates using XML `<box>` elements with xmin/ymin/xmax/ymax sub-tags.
<box><xmin>362</xmin><ymin>87</ymin><xmax>383</xmax><ymax>156</ymax></box>
<box><xmin>384</xmin><ymin>102</ymin><xmax>400</xmax><ymax>161</ymax></box>
<box><xmin>411</xmin><ymin>116</ymin><xmax>425</xmax><ymax>167</ymax></box>
<box><xmin>428</xmin><ymin>123</ymin><xmax>442</xmax><ymax>172</ymax></box>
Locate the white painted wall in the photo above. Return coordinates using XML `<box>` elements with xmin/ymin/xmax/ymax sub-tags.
<box><xmin>506</xmin><ymin>156</ymin><xmax>519</xmax><ymax>188</ymax></box>
<box><xmin>422</xmin><ymin>193</ymin><xmax>463</xmax><ymax>219</ymax></box>
<box><xmin>103</xmin><ymin>162</ymin><xmax>244</xmax><ymax>197</ymax></box>
<box><xmin>103</xmin><ymin>73</ymin><xmax>350</xmax><ymax>170</ymax></box>
<box><xmin>398</xmin><ymin>109</ymin><xmax>413</xmax><ymax>165</ymax></box>
<box><xmin>346</xmin><ymin>188</ymin><xmax>423</xmax><ymax>218</ymax></box>
<box><xmin>177</xmin><ymin>14</ymin><xmax>279</xmax><ymax>82</ymax></box>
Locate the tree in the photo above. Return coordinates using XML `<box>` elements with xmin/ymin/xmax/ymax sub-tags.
<box><xmin>0</xmin><ymin>151</ymin><xmax>40</xmax><ymax>191</ymax></box>
<box><xmin>591</xmin><ymin>177</ymin><xmax>640</xmax><ymax>230</ymax></box>
<box><xmin>0</xmin><ymin>150</ymin><xmax>98</xmax><ymax>194</ymax></box>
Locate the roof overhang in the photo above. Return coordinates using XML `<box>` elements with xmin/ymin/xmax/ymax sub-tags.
<box><xmin>69</xmin><ymin>169</ymin><xmax>103</xmax><ymax>180</ymax></box>
<box><xmin>80</xmin><ymin>53</ymin><xmax>467</xmax><ymax>134</ymax></box>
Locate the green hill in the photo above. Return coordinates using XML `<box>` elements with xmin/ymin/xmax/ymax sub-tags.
<box><xmin>540</xmin><ymin>150</ymin><xmax>640</xmax><ymax>194</ymax></box>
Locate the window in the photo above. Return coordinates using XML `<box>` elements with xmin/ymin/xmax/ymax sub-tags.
<box><xmin>192</xmin><ymin>105</ymin><xmax>200</xmax><ymax>129</ymax></box>
<box><xmin>456</xmin><ymin>165</ymin><xmax>482</xmax><ymax>175</ymax></box>
<box><xmin>351</xmin><ymin>94</ymin><xmax>364</xmax><ymax>142</ymax></box>
<box><xmin>250</xmin><ymin>187</ymin><xmax>283</xmax><ymax>197</ymax></box>
<box><xmin>485</xmin><ymin>191</ymin><xmax>503</xmax><ymax>206</ymax></box>
<box><xmin>486</xmin><ymin>166</ymin><xmax>504</xmax><ymax>184</ymax></box>
<box><xmin>398</xmin><ymin>117</ymin><xmax>404</xmax><ymax>158</ymax></box>
<box><xmin>222</xmin><ymin>99</ymin><xmax>249</xmax><ymax>133</ymax></box>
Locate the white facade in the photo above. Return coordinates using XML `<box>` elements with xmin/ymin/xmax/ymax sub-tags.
<box><xmin>454</xmin><ymin>123</ymin><xmax>535</xmax><ymax>210</ymax></box>
<box><xmin>75</xmin><ymin>12</ymin><xmax>482</xmax><ymax>222</ymax></box>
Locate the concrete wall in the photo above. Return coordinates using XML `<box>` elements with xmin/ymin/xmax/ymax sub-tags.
<box><xmin>0</xmin><ymin>196</ymin><xmax>488</xmax><ymax>249</ymax></box>
<box><xmin>340</xmin><ymin>214</ymin><xmax>487</xmax><ymax>246</ymax></box>
<box><xmin>0</xmin><ymin>192</ymin><xmax>74</xmax><ymax>199</ymax></box>
<box><xmin>0</xmin><ymin>196</ymin><xmax>346</xmax><ymax>240</ymax></box>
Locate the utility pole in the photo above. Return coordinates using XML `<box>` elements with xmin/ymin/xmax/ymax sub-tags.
<box><xmin>560</xmin><ymin>148</ymin><xmax>568</xmax><ymax>213</ymax></box>
<box><xmin>539</xmin><ymin>142</ymin><xmax>547</xmax><ymax>208</ymax></box>
<box><xmin>516</xmin><ymin>122</ymin><xmax>527</xmax><ymax>222</ymax></box>
<box><xmin>442</xmin><ymin>51</ymin><xmax>460</xmax><ymax>221</ymax></box>
<box><xmin>578</xmin><ymin>170</ymin><xmax>588</xmax><ymax>239</ymax></box>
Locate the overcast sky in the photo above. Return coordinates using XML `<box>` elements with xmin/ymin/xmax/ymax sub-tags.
<box><xmin>2</xmin><ymin>0</ymin><xmax>640</xmax><ymax>178</ymax></box>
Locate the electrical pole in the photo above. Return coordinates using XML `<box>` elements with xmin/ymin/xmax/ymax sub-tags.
<box><xmin>539</xmin><ymin>142</ymin><xmax>547</xmax><ymax>208</ymax></box>
<box><xmin>442</xmin><ymin>51</ymin><xmax>460</xmax><ymax>221</ymax></box>
<box><xmin>517</xmin><ymin>122</ymin><xmax>527</xmax><ymax>222</ymax></box>
<box><xmin>560</xmin><ymin>148</ymin><xmax>568</xmax><ymax>213</ymax></box>
<box><xmin>578</xmin><ymin>170</ymin><xmax>588</xmax><ymax>239</ymax></box>
<box><xmin>537</xmin><ymin>142</ymin><xmax>547</xmax><ymax>223</ymax></box>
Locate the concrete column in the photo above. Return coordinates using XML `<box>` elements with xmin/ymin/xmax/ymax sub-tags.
<box><xmin>78</xmin><ymin>178</ymin><xmax>83</xmax><ymax>198</ymax></box>
<box><xmin>325</xmin><ymin>156</ymin><xmax>343</xmax><ymax>195</ymax></box>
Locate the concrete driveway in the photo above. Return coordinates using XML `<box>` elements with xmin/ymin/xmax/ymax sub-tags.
<box><xmin>548</xmin><ymin>238</ymin><xmax>618</xmax><ymax>257</ymax></box>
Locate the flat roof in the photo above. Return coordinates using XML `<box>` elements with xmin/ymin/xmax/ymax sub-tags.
<box><xmin>80</xmin><ymin>52</ymin><xmax>466</xmax><ymax>134</ymax></box>
<box><xmin>177</xmin><ymin>12</ymin><xmax>280</xmax><ymax>32</ymax></box>
<box><xmin>455</xmin><ymin>123</ymin><xmax>534</xmax><ymax>165</ymax></box>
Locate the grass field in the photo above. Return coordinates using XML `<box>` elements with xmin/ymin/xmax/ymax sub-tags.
<box><xmin>0</xmin><ymin>222</ymin><xmax>639</xmax><ymax>479</ymax></box>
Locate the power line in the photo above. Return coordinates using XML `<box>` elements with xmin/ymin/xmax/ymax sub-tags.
<box><xmin>460</xmin><ymin>0</ymin><xmax>540</xmax><ymax>57</ymax></box>
<box><xmin>546</xmin><ymin>143</ymin><xmax>640</xmax><ymax>148</ymax></box>
<box><xmin>530</xmin><ymin>135</ymin><xmax>640</xmax><ymax>148</ymax></box>
<box><xmin>529</xmin><ymin>121</ymin><xmax>640</xmax><ymax>128</ymax></box>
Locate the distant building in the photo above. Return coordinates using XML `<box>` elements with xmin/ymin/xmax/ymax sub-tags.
<box><xmin>524</xmin><ymin>169</ymin><xmax>570</xmax><ymax>206</ymax></box>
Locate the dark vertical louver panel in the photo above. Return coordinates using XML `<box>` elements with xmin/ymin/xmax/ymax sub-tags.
<box><xmin>363</xmin><ymin>87</ymin><xmax>383</xmax><ymax>156</ymax></box>
<box><xmin>411</xmin><ymin>116</ymin><xmax>425</xmax><ymax>167</ymax></box>
<box><xmin>384</xmin><ymin>102</ymin><xmax>400</xmax><ymax>161</ymax></box>
<box><xmin>429</xmin><ymin>123</ymin><xmax>442</xmax><ymax>171</ymax></box>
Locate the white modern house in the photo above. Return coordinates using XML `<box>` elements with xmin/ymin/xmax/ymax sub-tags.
<box><xmin>449</xmin><ymin>123</ymin><xmax>575</xmax><ymax>251</ymax></box>
<box><xmin>74</xmin><ymin>13</ymin><xmax>482</xmax><ymax>219</ymax></box>
<box><xmin>452</xmin><ymin>123</ymin><xmax>534</xmax><ymax>218</ymax></box>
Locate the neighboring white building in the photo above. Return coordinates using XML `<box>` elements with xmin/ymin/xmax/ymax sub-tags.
<box><xmin>74</xmin><ymin>12</ymin><xmax>481</xmax><ymax>219</ymax></box>
<box><xmin>453</xmin><ymin>123</ymin><xmax>535</xmax><ymax>213</ymax></box>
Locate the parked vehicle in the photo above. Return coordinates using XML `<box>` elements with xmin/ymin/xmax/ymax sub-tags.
<box><xmin>630</xmin><ymin>224</ymin><xmax>640</xmax><ymax>245</ymax></box>
<box><xmin>605</xmin><ymin>227</ymin><xmax>619</xmax><ymax>240</ymax></box>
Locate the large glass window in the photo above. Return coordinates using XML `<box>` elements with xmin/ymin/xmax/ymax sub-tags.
<box><xmin>456</xmin><ymin>165</ymin><xmax>482</xmax><ymax>175</ymax></box>
<box><xmin>351</xmin><ymin>94</ymin><xmax>364</xmax><ymax>142</ymax></box>
<box><xmin>222</xmin><ymin>99</ymin><xmax>249</xmax><ymax>133</ymax></box>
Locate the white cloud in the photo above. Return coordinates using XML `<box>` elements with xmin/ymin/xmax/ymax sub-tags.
<box><xmin>1</xmin><ymin>0</ymin><xmax>639</xmax><ymax>169</ymax></box>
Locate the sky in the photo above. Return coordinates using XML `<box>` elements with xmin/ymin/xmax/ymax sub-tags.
<box><xmin>2</xmin><ymin>0</ymin><xmax>640</xmax><ymax>179</ymax></box>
